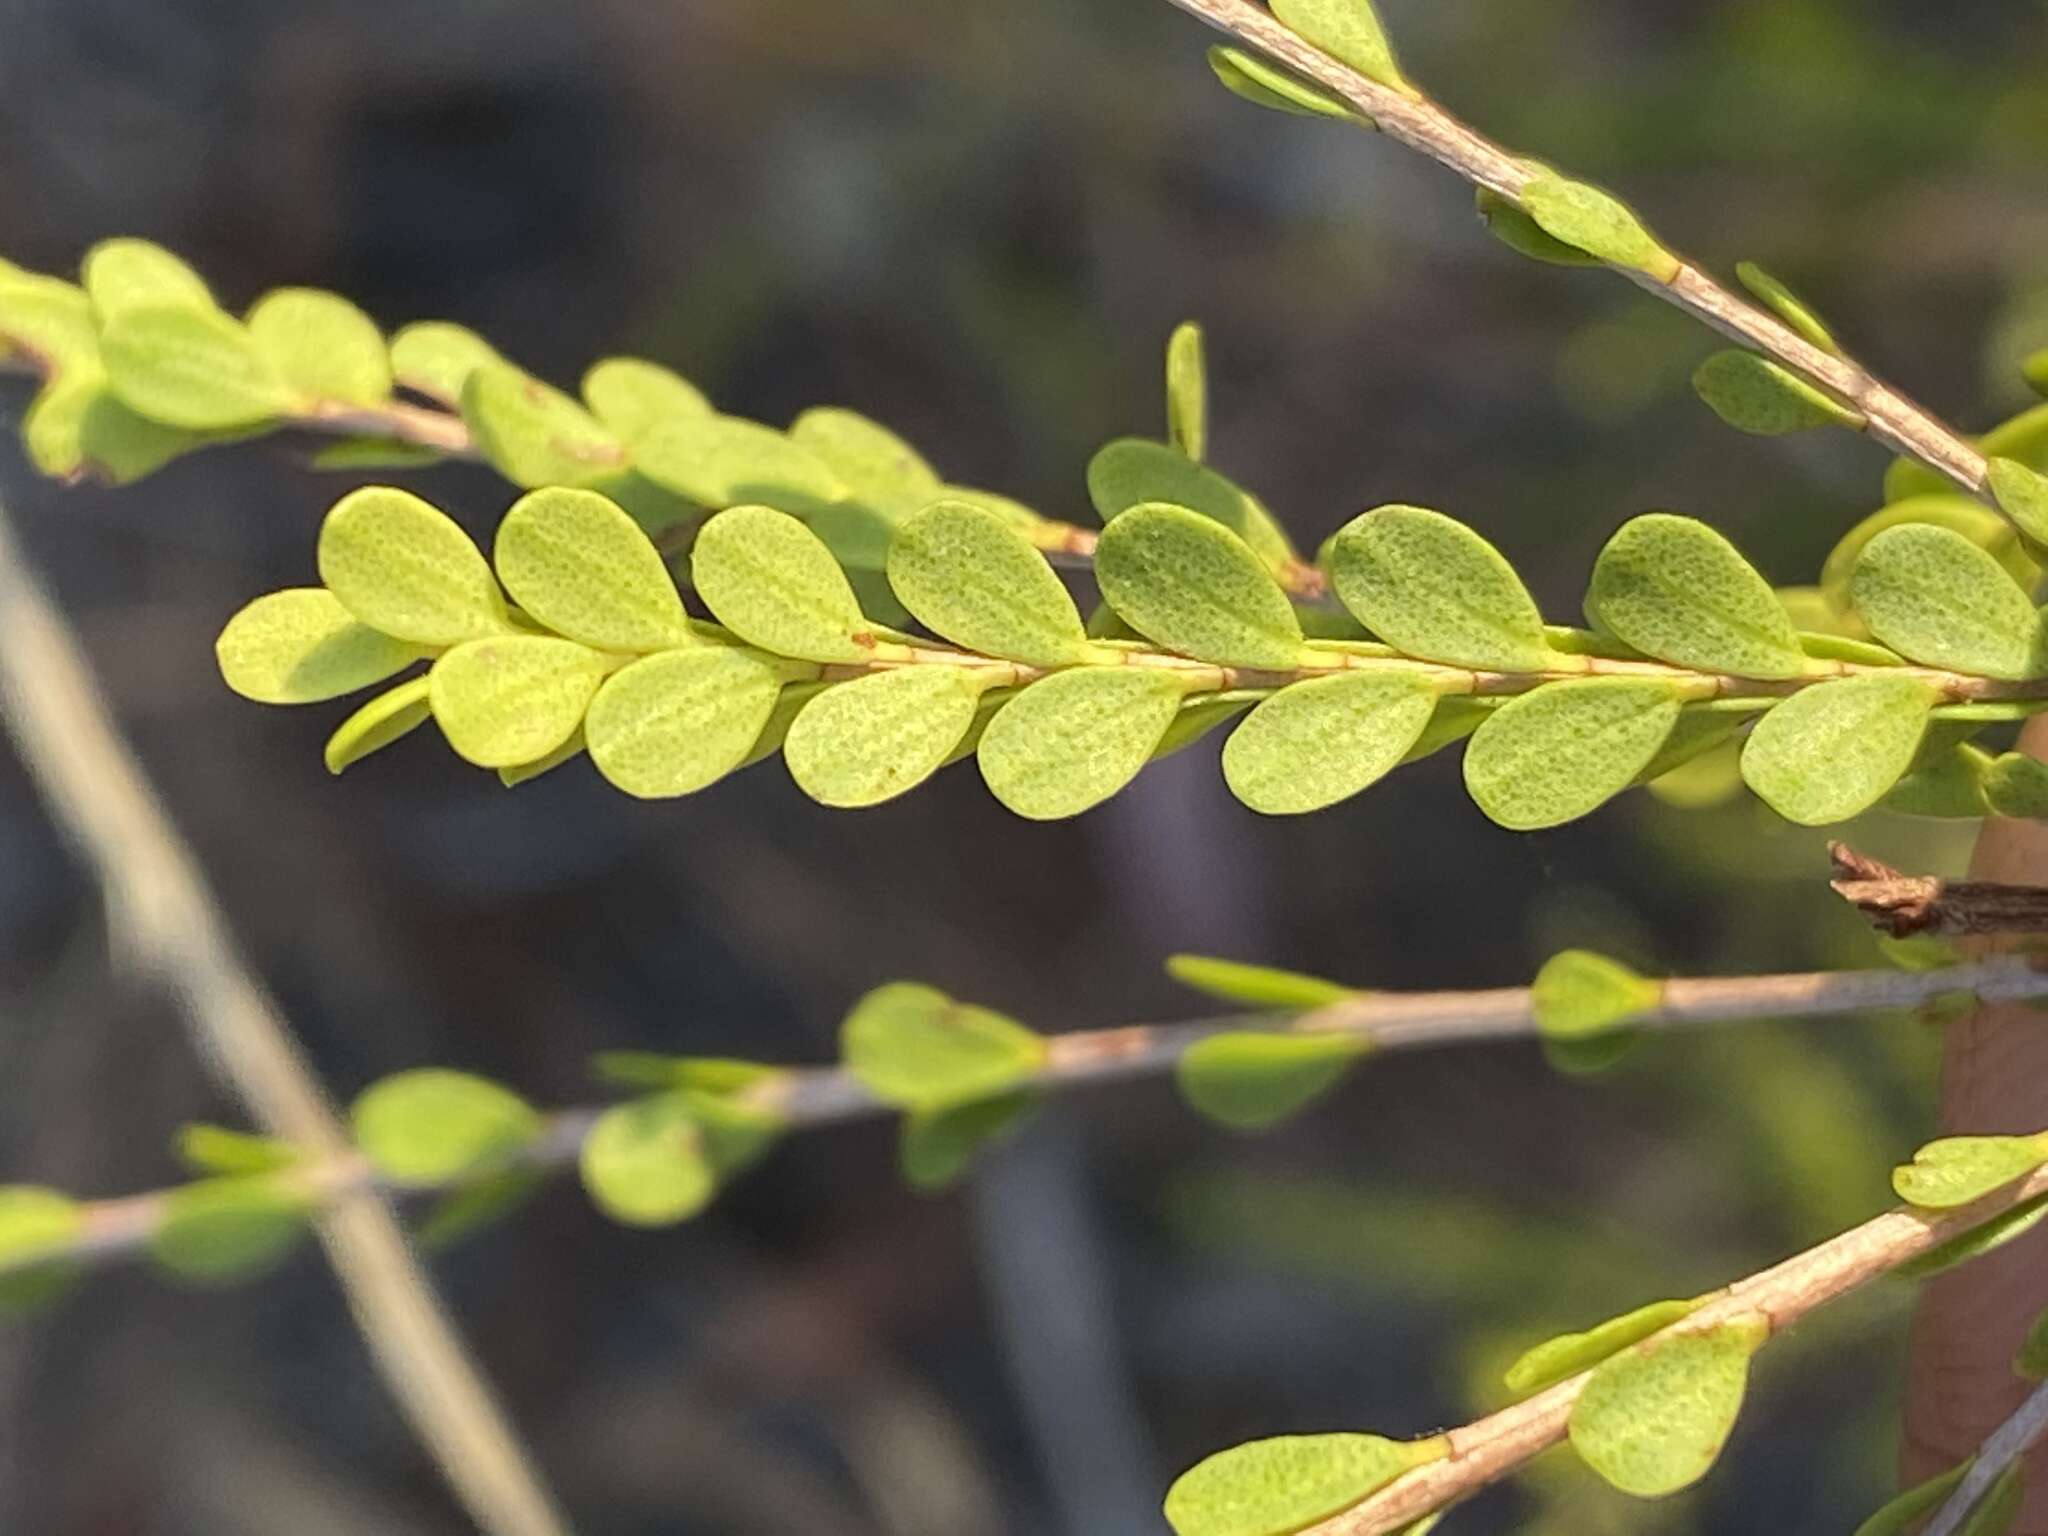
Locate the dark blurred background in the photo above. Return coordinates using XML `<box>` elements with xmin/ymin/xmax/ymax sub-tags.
<box><xmin>1</xmin><ymin>0</ymin><xmax>2046</xmax><ymax>1531</ymax></box>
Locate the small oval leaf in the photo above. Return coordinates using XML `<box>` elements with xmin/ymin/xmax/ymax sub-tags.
<box><xmin>840</xmin><ymin>982</ymin><xmax>1047</xmax><ymax>1112</ymax></box>
<box><xmin>1691</xmin><ymin>351</ymin><xmax>1859</xmax><ymax>435</ymax></box>
<box><xmin>886</xmin><ymin>499</ymin><xmax>1091</xmax><ymax>664</ymax></box>
<box><xmin>82</xmin><ymin>238</ymin><xmax>214</xmax><ymax>319</ymax></box>
<box><xmin>585</xmin><ymin>646</ymin><xmax>786</xmax><ymax>799</ymax></box>
<box><xmin>1584</xmin><ymin>514</ymin><xmax>1807</xmax><ymax>679</ymax></box>
<box><xmin>692</xmin><ymin>504</ymin><xmax>877</xmax><ymax>663</ymax></box>
<box><xmin>1268</xmin><ymin>0</ymin><xmax>1409</xmax><ymax>92</ymax></box>
<box><xmin>389</xmin><ymin>321</ymin><xmax>502</xmax><ymax>405</ymax></box>
<box><xmin>1087</xmin><ymin>438</ymin><xmax>1298</xmax><ymax>572</ymax></box>
<box><xmin>977</xmin><ymin>667</ymin><xmax>1192</xmax><ymax>819</ymax></box>
<box><xmin>784</xmin><ymin>666</ymin><xmax>985</xmax><ymax>807</ymax></box>
<box><xmin>428</xmin><ymin>635</ymin><xmax>608</xmax><ymax>768</ymax></box>
<box><xmin>492</xmin><ymin>486</ymin><xmax>693</xmax><ymax>652</ymax></box>
<box><xmin>149</xmin><ymin>1177</ymin><xmax>309</xmax><ymax>1284</ymax></box>
<box><xmin>1096</xmin><ymin>503</ymin><xmax>1303</xmax><ymax>667</ymax></box>
<box><xmin>1176</xmin><ymin>1032</ymin><xmax>1371</xmax><ymax>1131</ymax></box>
<box><xmin>900</xmin><ymin>1092</ymin><xmax>1038</xmax><ymax>1192</ymax></box>
<box><xmin>1207</xmin><ymin>45</ymin><xmax>1361</xmax><ymax>122</ymax></box>
<box><xmin>1740</xmin><ymin>674</ymin><xmax>1938</xmax><ymax>825</ymax></box>
<box><xmin>324</xmin><ymin>676</ymin><xmax>434</xmax><ymax>775</ymax></box>
<box><xmin>1328</xmin><ymin>506</ymin><xmax>1552</xmax><ymax>672</ymax></box>
<box><xmin>636</xmin><ymin>413</ymin><xmax>845</xmax><ymax>512</ymax></box>
<box><xmin>317</xmin><ymin>485</ymin><xmax>512</xmax><ymax>646</ymax></box>
<box><xmin>1893</xmin><ymin>1134</ymin><xmax>2048</xmax><ymax>1210</ymax></box>
<box><xmin>1163</xmin><ymin>1434</ymin><xmax>1440</xmax><ymax>1536</ymax></box>
<box><xmin>1464</xmin><ymin>679</ymin><xmax>1684</xmax><ymax>830</ymax></box>
<box><xmin>581</xmin><ymin>356</ymin><xmax>711</xmax><ymax>441</ymax></box>
<box><xmin>0</xmin><ymin>1187</ymin><xmax>84</xmax><ymax>1309</ymax></box>
<box><xmin>1166</xmin><ymin>321</ymin><xmax>1207</xmax><ymax>461</ymax></box>
<box><xmin>1165</xmin><ymin>954</ymin><xmax>1358</xmax><ymax>1010</ymax></box>
<box><xmin>1505</xmin><ymin>1299</ymin><xmax>1702</xmax><ymax>1397</ymax></box>
<box><xmin>246</xmin><ymin>287</ymin><xmax>392</xmax><ymax>406</ymax></box>
<box><xmin>216</xmin><ymin>587</ymin><xmax>426</xmax><ymax>704</ymax></box>
<box><xmin>1221</xmin><ymin>669</ymin><xmax>1438</xmax><ymax>813</ymax></box>
<box><xmin>790</xmin><ymin>407</ymin><xmax>941</xmax><ymax>509</ymax></box>
<box><xmin>460</xmin><ymin>361</ymin><xmax>622</xmax><ymax>488</ymax></box>
<box><xmin>1518</xmin><ymin>172</ymin><xmax>1678</xmax><ymax>282</ymax></box>
<box><xmin>1568</xmin><ymin>1317</ymin><xmax>1767</xmax><ymax>1498</ymax></box>
<box><xmin>1532</xmin><ymin>950</ymin><xmax>1662</xmax><ymax>1039</ymax></box>
<box><xmin>1851</xmin><ymin>523</ymin><xmax>2048</xmax><ymax>680</ymax></box>
<box><xmin>351</xmin><ymin>1070</ymin><xmax>541</xmax><ymax>1184</ymax></box>
<box><xmin>100</xmin><ymin>303</ymin><xmax>302</xmax><ymax>429</ymax></box>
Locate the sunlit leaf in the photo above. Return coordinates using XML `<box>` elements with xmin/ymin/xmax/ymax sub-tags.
<box><xmin>1739</xmin><ymin>674</ymin><xmax>1937</xmax><ymax>825</ymax></box>
<box><xmin>1268</xmin><ymin>0</ymin><xmax>1410</xmax><ymax>93</ymax></box>
<box><xmin>692</xmin><ymin>504</ymin><xmax>877</xmax><ymax>662</ymax></box>
<box><xmin>1166</xmin><ymin>321</ymin><xmax>1207</xmax><ymax>461</ymax></box>
<box><xmin>1852</xmin><ymin>523</ymin><xmax>2048</xmax><ymax>679</ymax></box>
<box><xmin>900</xmin><ymin>1092</ymin><xmax>1038</xmax><ymax>1192</ymax></box>
<box><xmin>885</xmin><ymin>499</ymin><xmax>1092</xmax><ymax>665</ymax></box>
<box><xmin>1568</xmin><ymin>1317</ymin><xmax>1767</xmax><ymax>1497</ymax></box>
<box><xmin>351</xmin><ymin>1070</ymin><xmax>541</xmax><ymax>1184</ymax></box>
<box><xmin>174</xmin><ymin>1125</ymin><xmax>299</xmax><ymax>1177</ymax></box>
<box><xmin>1087</xmin><ymin>438</ymin><xmax>1298</xmax><ymax>572</ymax></box>
<box><xmin>492</xmin><ymin>485</ymin><xmax>693</xmax><ymax>652</ymax></box>
<box><xmin>784</xmin><ymin>666</ymin><xmax>987</xmax><ymax>807</ymax></box>
<box><xmin>1096</xmin><ymin>503</ymin><xmax>1304</xmax><ymax>667</ymax></box>
<box><xmin>585</xmin><ymin>646</ymin><xmax>787</xmax><ymax>798</ymax></box>
<box><xmin>389</xmin><ymin>321</ymin><xmax>503</xmax><ymax>406</ymax></box>
<box><xmin>1531</xmin><ymin>949</ymin><xmax>1661</xmax><ymax>1039</ymax></box>
<box><xmin>1893</xmin><ymin>1134</ymin><xmax>2048</xmax><ymax>1210</ymax></box>
<box><xmin>1505</xmin><ymin>1298</ymin><xmax>1702</xmax><ymax>1396</ymax></box>
<box><xmin>1823</xmin><ymin>497</ymin><xmax>2033</xmax><ymax>616</ymax></box>
<box><xmin>100</xmin><ymin>303</ymin><xmax>303</xmax><ymax>428</ymax></box>
<box><xmin>1176</xmin><ymin>1032</ymin><xmax>1371</xmax><ymax>1130</ymax></box>
<box><xmin>635</xmin><ymin>412</ymin><xmax>844</xmax><ymax>513</ymax></box>
<box><xmin>246</xmin><ymin>287</ymin><xmax>392</xmax><ymax>406</ymax></box>
<box><xmin>81</xmin><ymin>237</ymin><xmax>213</xmax><ymax>319</ymax></box>
<box><xmin>1207</xmin><ymin>45</ymin><xmax>1361</xmax><ymax>122</ymax></box>
<box><xmin>1327</xmin><ymin>505</ymin><xmax>1552</xmax><ymax>672</ymax></box>
<box><xmin>324</xmin><ymin>676</ymin><xmax>434</xmax><ymax>775</ymax></box>
<box><xmin>1584</xmin><ymin>513</ymin><xmax>1808</xmax><ymax>679</ymax></box>
<box><xmin>1691</xmin><ymin>351</ymin><xmax>1859</xmax><ymax>434</ymax></box>
<box><xmin>1517</xmin><ymin>172</ymin><xmax>1679</xmax><ymax>282</ymax></box>
<box><xmin>1222</xmin><ymin>669</ymin><xmax>1437</xmax><ymax>813</ymax></box>
<box><xmin>216</xmin><ymin>587</ymin><xmax>426</xmax><ymax>704</ymax></box>
<box><xmin>1474</xmin><ymin>187</ymin><xmax>1600</xmax><ymax>267</ymax></box>
<box><xmin>977</xmin><ymin>667</ymin><xmax>1192</xmax><ymax>819</ymax></box>
<box><xmin>1989</xmin><ymin>456</ymin><xmax>2048</xmax><ymax>546</ymax></box>
<box><xmin>581</xmin><ymin>356</ymin><xmax>712</xmax><ymax>440</ymax></box>
<box><xmin>317</xmin><ymin>485</ymin><xmax>513</xmax><ymax>645</ymax></box>
<box><xmin>840</xmin><ymin>981</ymin><xmax>1047</xmax><ymax>1112</ymax></box>
<box><xmin>579</xmin><ymin>1090</ymin><xmax>780</xmax><ymax>1227</ymax></box>
<box><xmin>460</xmin><ymin>361</ymin><xmax>622</xmax><ymax>488</ymax></box>
<box><xmin>429</xmin><ymin>635</ymin><xmax>608</xmax><ymax>768</ymax></box>
<box><xmin>790</xmin><ymin>407</ymin><xmax>941</xmax><ymax>509</ymax></box>
<box><xmin>1165</xmin><ymin>954</ymin><xmax>1358</xmax><ymax>1010</ymax></box>
<box><xmin>1464</xmin><ymin>679</ymin><xmax>1684</xmax><ymax>830</ymax></box>
<box><xmin>1163</xmin><ymin>1434</ymin><xmax>1443</xmax><ymax>1536</ymax></box>
<box><xmin>0</xmin><ymin>270</ymin><xmax>98</xmax><ymax>374</ymax></box>
<box><xmin>1733</xmin><ymin>262</ymin><xmax>1838</xmax><ymax>354</ymax></box>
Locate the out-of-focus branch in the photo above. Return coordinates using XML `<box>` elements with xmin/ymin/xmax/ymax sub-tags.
<box><xmin>0</xmin><ymin>493</ymin><xmax>573</xmax><ymax>1536</ymax></box>
<box><xmin>1830</xmin><ymin>843</ymin><xmax>2048</xmax><ymax>938</ymax></box>
<box><xmin>1922</xmin><ymin>1377</ymin><xmax>2048</xmax><ymax>1536</ymax></box>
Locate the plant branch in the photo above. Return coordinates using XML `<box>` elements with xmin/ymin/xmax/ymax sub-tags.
<box><xmin>1921</xmin><ymin>1376</ymin><xmax>2048</xmax><ymax>1536</ymax></box>
<box><xmin>0</xmin><ymin>494</ymin><xmax>574</xmax><ymax>1536</ymax></box>
<box><xmin>1830</xmin><ymin>843</ymin><xmax>2048</xmax><ymax>938</ymax></box>
<box><xmin>18</xmin><ymin>953</ymin><xmax>2048</xmax><ymax>1282</ymax></box>
<box><xmin>1159</xmin><ymin>0</ymin><xmax>1991</xmax><ymax>502</ymax></box>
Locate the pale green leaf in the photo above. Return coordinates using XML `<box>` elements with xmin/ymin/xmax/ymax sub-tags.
<box><xmin>1734</xmin><ymin>262</ymin><xmax>1838</xmax><ymax>353</ymax></box>
<box><xmin>417</xmin><ymin>1170</ymin><xmax>546</xmax><ymax>1251</ymax></box>
<box><xmin>246</xmin><ymin>287</ymin><xmax>391</xmax><ymax>406</ymax></box>
<box><xmin>0</xmin><ymin>1187</ymin><xmax>83</xmax><ymax>1309</ymax></box>
<box><xmin>1899</xmin><ymin>1194</ymin><xmax>2048</xmax><ymax>1279</ymax></box>
<box><xmin>1401</xmin><ymin>695</ymin><xmax>1499</xmax><ymax>762</ymax></box>
<box><xmin>1518</xmin><ymin>171</ymin><xmax>1679</xmax><ymax>281</ymax></box>
<box><xmin>1505</xmin><ymin>1299</ymin><xmax>1702</xmax><ymax>1396</ymax></box>
<box><xmin>1269</xmin><ymin>0</ymin><xmax>1409</xmax><ymax>93</ymax></box>
<box><xmin>1893</xmin><ymin>1134</ymin><xmax>2048</xmax><ymax>1210</ymax></box>
<box><xmin>885</xmin><ymin>499</ymin><xmax>1091</xmax><ymax>664</ymax></box>
<box><xmin>581</xmin><ymin>356</ymin><xmax>711</xmax><ymax>440</ymax></box>
<box><xmin>1154</xmin><ymin>690</ymin><xmax>1262</xmax><ymax>759</ymax></box>
<box><xmin>100</xmin><ymin>304</ymin><xmax>303</xmax><ymax>428</ymax></box>
<box><xmin>1095</xmin><ymin>502</ymin><xmax>1303</xmax><ymax>667</ymax></box>
<box><xmin>1986</xmin><ymin>752</ymin><xmax>2048</xmax><ymax>819</ymax></box>
<box><xmin>1163</xmin><ymin>1434</ymin><xmax>1441</xmax><ymax>1536</ymax></box>
<box><xmin>148</xmin><ymin>1177</ymin><xmax>309</xmax><ymax>1284</ymax></box>
<box><xmin>351</xmin><ymin>1070</ymin><xmax>541</xmax><ymax>1184</ymax></box>
<box><xmin>1221</xmin><ymin>669</ymin><xmax>1437</xmax><ymax>813</ymax></box>
<box><xmin>492</xmin><ymin>485</ymin><xmax>692</xmax><ymax>652</ymax></box>
<box><xmin>216</xmin><ymin>587</ymin><xmax>426</xmax><ymax>704</ymax></box>
<box><xmin>977</xmin><ymin>667</ymin><xmax>1192</xmax><ymax>819</ymax></box>
<box><xmin>308</xmin><ymin>436</ymin><xmax>444</xmax><ymax>471</ymax></box>
<box><xmin>1740</xmin><ymin>675</ymin><xmax>1938</xmax><ymax>825</ymax></box>
<box><xmin>1165</xmin><ymin>955</ymin><xmax>1357</xmax><ymax>1010</ymax></box>
<box><xmin>579</xmin><ymin>1090</ymin><xmax>780</xmax><ymax>1227</ymax></box>
<box><xmin>692</xmin><ymin>504</ymin><xmax>879</xmax><ymax>661</ymax></box>
<box><xmin>460</xmin><ymin>361</ymin><xmax>622</xmax><ymax>488</ymax></box>
<box><xmin>1207</xmin><ymin>45</ymin><xmax>1360</xmax><ymax>121</ymax></box>
<box><xmin>1475</xmin><ymin>187</ymin><xmax>1600</xmax><ymax>267</ymax></box>
<box><xmin>1823</xmin><ymin>497</ymin><xmax>2030</xmax><ymax>616</ymax></box>
<box><xmin>1853</xmin><ymin>1463</ymin><xmax>1973</xmax><ymax>1536</ymax></box>
<box><xmin>389</xmin><ymin>321</ymin><xmax>502</xmax><ymax>405</ymax></box>
<box><xmin>790</xmin><ymin>407</ymin><xmax>941</xmax><ymax>508</ymax></box>
<box><xmin>497</xmin><ymin>728</ymin><xmax>587</xmax><ymax>788</ymax></box>
<box><xmin>900</xmin><ymin>1092</ymin><xmax>1038</xmax><ymax>1192</ymax></box>
<box><xmin>938</xmin><ymin>484</ymin><xmax>1048</xmax><ymax>532</ymax></box>
<box><xmin>635</xmin><ymin>412</ymin><xmax>845</xmax><ymax>512</ymax></box>
<box><xmin>840</xmin><ymin>981</ymin><xmax>1047</xmax><ymax>1112</ymax></box>
<box><xmin>1990</xmin><ymin>457</ymin><xmax>2048</xmax><ymax>546</ymax></box>
<box><xmin>1584</xmin><ymin>513</ymin><xmax>1808</xmax><ymax>679</ymax></box>
<box><xmin>1568</xmin><ymin>1317</ymin><xmax>1767</xmax><ymax>1497</ymax></box>
<box><xmin>1176</xmin><ymin>1032</ymin><xmax>1370</xmax><ymax>1131</ymax></box>
<box><xmin>317</xmin><ymin>485</ymin><xmax>513</xmax><ymax>645</ymax></box>
<box><xmin>1691</xmin><ymin>350</ymin><xmax>1859</xmax><ymax>434</ymax></box>
<box><xmin>1327</xmin><ymin>505</ymin><xmax>1552</xmax><ymax>671</ymax></box>
<box><xmin>1166</xmin><ymin>320</ymin><xmax>1207</xmax><ymax>461</ymax></box>
<box><xmin>175</xmin><ymin>1125</ymin><xmax>299</xmax><ymax>1177</ymax></box>
<box><xmin>1531</xmin><ymin>949</ymin><xmax>1662</xmax><ymax>1039</ymax></box>
<box><xmin>81</xmin><ymin>237</ymin><xmax>213</xmax><ymax>319</ymax></box>
<box><xmin>0</xmin><ymin>271</ymin><xmax>98</xmax><ymax>375</ymax></box>
<box><xmin>784</xmin><ymin>666</ymin><xmax>985</xmax><ymax>807</ymax></box>
<box><xmin>1852</xmin><ymin>524</ymin><xmax>2047</xmax><ymax>679</ymax></box>
<box><xmin>585</xmin><ymin>646</ymin><xmax>786</xmax><ymax>798</ymax></box>
<box><xmin>1087</xmin><ymin>438</ymin><xmax>1298</xmax><ymax>571</ymax></box>
<box><xmin>429</xmin><ymin>635</ymin><xmax>608</xmax><ymax>768</ymax></box>
<box><xmin>26</xmin><ymin>373</ymin><xmax>223</xmax><ymax>484</ymax></box>
<box><xmin>324</xmin><ymin>676</ymin><xmax>433</xmax><ymax>775</ymax></box>
<box><xmin>1883</xmin><ymin>736</ymin><xmax>1992</xmax><ymax>820</ymax></box>
<box><xmin>1464</xmin><ymin>679</ymin><xmax>1684</xmax><ymax>830</ymax></box>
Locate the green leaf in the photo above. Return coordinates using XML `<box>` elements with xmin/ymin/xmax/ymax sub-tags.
<box><xmin>1327</xmin><ymin>505</ymin><xmax>1552</xmax><ymax>672</ymax></box>
<box><xmin>351</xmin><ymin>1069</ymin><xmax>541</xmax><ymax>1184</ymax></box>
<box><xmin>324</xmin><ymin>676</ymin><xmax>434</xmax><ymax>775</ymax></box>
<box><xmin>0</xmin><ymin>270</ymin><xmax>98</xmax><ymax>375</ymax></box>
<box><xmin>1164</xmin><ymin>954</ymin><xmax>1358</xmax><ymax>1010</ymax></box>
<box><xmin>585</xmin><ymin>646</ymin><xmax>786</xmax><ymax>798</ymax></box>
<box><xmin>26</xmin><ymin>373</ymin><xmax>226</xmax><ymax>484</ymax></box>
<box><xmin>1163</xmin><ymin>1434</ymin><xmax>1442</xmax><ymax>1536</ymax></box>
<box><xmin>175</xmin><ymin>1124</ymin><xmax>299</xmax><ymax>1177</ymax></box>
<box><xmin>590</xmin><ymin>1055</ymin><xmax>784</xmax><ymax>1095</ymax></box>
<box><xmin>0</xmin><ymin>1187</ymin><xmax>84</xmax><ymax>1309</ymax></box>
<box><xmin>1823</xmin><ymin>497</ymin><xmax>2030</xmax><ymax>616</ymax></box>
<box><xmin>1734</xmin><ymin>262</ymin><xmax>1838</xmax><ymax>354</ymax></box>
<box><xmin>579</xmin><ymin>1090</ymin><xmax>781</xmax><ymax>1227</ymax></box>
<box><xmin>790</xmin><ymin>407</ymin><xmax>941</xmax><ymax>508</ymax></box>
<box><xmin>1176</xmin><ymin>1032</ymin><xmax>1371</xmax><ymax>1130</ymax></box>
<box><xmin>100</xmin><ymin>303</ymin><xmax>302</xmax><ymax>428</ymax></box>
<box><xmin>1691</xmin><ymin>351</ymin><xmax>1859</xmax><ymax>434</ymax></box>
<box><xmin>417</xmin><ymin>1170</ymin><xmax>546</xmax><ymax>1251</ymax></box>
<box><xmin>581</xmin><ymin>356</ymin><xmax>711</xmax><ymax>440</ymax></box>
<box><xmin>1401</xmin><ymin>696</ymin><xmax>1499</xmax><ymax>762</ymax></box>
<box><xmin>216</xmin><ymin>587</ymin><xmax>426</xmax><ymax>704</ymax></box>
<box><xmin>1087</xmin><ymin>438</ymin><xmax>1298</xmax><ymax>572</ymax></box>
<box><xmin>492</xmin><ymin>486</ymin><xmax>692</xmax><ymax>652</ymax></box>
<box><xmin>1518</xmin><ymin>171</ymin><xmax>1679</xmax><ymax>282</ymax></box>
<box><xmin>1268</xmin><ymin>0</ymin><xmax>1410</xmax><ymax>93</ymax></box>
<box><xmin>460</xmin><ymin>361</ymin><xmax>622</xmax><ymax>488</ymax></box>
<box><xmin>1852</xmin><ymin>523</ymin><xmax>2048</xmax><ymax>679</ymax></box>
<box><xmin>1474</xmin><ymin>188</ymin><xmax>1600</xmax><ymax>267</ymax></box>
<box><xmin>1096</xmin><ymin>503</ymin><xmax>1304</xmax><ymax>667</ymax></box>
<box><xmin>1853</xmin><ymin>1463</ymin><xmax>1973</xmax><ymax>1536</ymax></box>
<box><xmin>429</xmin><ymin>635</ymin><xmax>608</xmax><ymax>768</ymax></box>
<box><xmin>1505</xmin><ymin>1299</ymin><xmax>1702</xmax><ymax>1396</ymax></box>
<box><xmin>1166</xmin><ymin>321</ymin><xmax>1207</xmax><ymax>461</ymax></box>
<box><xmin>977</xmin><ymin>667</ymin><xmax>1192</xmax><ymax>819</ymax></box>
<box><xmin>1899</xmin><ymin>1194</ymin><xmax>2048</xmax><ymax>1279</ymax></box>
<box><xmin>1531</xmin><ymin>949</ymin><xmax>1662</xmax><ymax>1039</ymax></box>
<box><xmin>316</xmin><ymin>485</ymin><xmax>513</xmax><ymax>645</ymax></box>
<box><xmin>148</xmin><ymin>1177</ymin><xmax>309</xmax><ymax>1284</ymax></box>
<box><xmin>2019</xmin><ymin>1307</ymin><xmax>2048</xmax><ymax>1381</ymax></box>
<box><xmin>1584</xmin><ymin>513</ymin><xmax>1809</xmax><ymax>680</ymax></box>
<box><xmin>389</xmin><ymin>321</ymin><xmax>503</xmax><ymax>406</ymax></box>
<box><xmin>900</xmin><ymin>1092</ymin><xmax>1038</xmax><ymax>1192</ymax></box>
<box><xmin>1568</xmin><ymin>1317</ymin><xmax>1768</xmax><ymax>1497</ymax></box>
<box><xmin>1740</xmin><ymin>674</ymin><xmax>1938</xmax><ymax>825</ymax></box>
<box><xmin>1884</xmin><ymin>738</ymin><xmax>1993</xmax><ymax>820</ymax></box>
<box><xmin>245</xmin><ymin>287</ymin><xmax>392</xmax><ymax>406</ymax></box>
<box><xmin>497</xmin><ymin>730</ymin><xmax>588</xmax><ymax>787</ymax></box>
<box><xmin>1221</xmin><ymin>670</ymin><xmax>1438</xmax><ymax>813</ymax></box>
<box><xmin>308</xmin><ymin>436</ymin><xmax>444</xmax><ymax>471</ymax></box>
<box><xmin>1155</xmin><ymin>690</ymin><xmax>1263</xmax><ymax>759</ymax></box>
<box><xmin>885</xmin><ymin>499</ymin><xmax>1092</xmax><ymax>664</ymax></box>
<box><xmin>784</xmin><ymin>666</ymin><xmax>986</xmax><ymax>807</ymax></box>
<box><xmin>81</xmin><ymin>237</ymin><xmax>213</xmax><ymax>319</ymax></box>
<box><xmin>840</xmin><ymin>981</ymin><xmax>1047</xmax><ymax>1112</ymax></box>
<box><xmin>1207</xmin><ymin>45</ymin><xmax>1360</xmax><ymax>121</ymax></box>
<box><xmin>1464</xmin><ymin>679</ymin><xmax>1685</xmax><ymax>830</ymax></box>
<box><xmin>1989</xmin><ymin>457</ymin><xmax>2048</xmax><ymax>546</ymax></box>
<box><xmin>1893</xmin><ymin>1134</ymin><xmax>2048</xmax><ymax>1210</ymax></box>
<box><xmin>692</xmin><ymin>504</ymin><xmax>877</xmax><ymax>662</ymax></box>
<box><xmin>635</xmin><ymin>412</ymin><xmax>845</xmax><ymax>512</ymax></box>
<box><xmin>1986</xmin><ymin>752</ymin><xmax>2048</xmax><ymax>819</ymax></box>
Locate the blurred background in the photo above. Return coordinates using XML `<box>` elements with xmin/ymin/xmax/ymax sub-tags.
<box><xmin>1</xmin><ymin>0</ymin><xmax>2046</xmax><ymax>1530</ymax></box>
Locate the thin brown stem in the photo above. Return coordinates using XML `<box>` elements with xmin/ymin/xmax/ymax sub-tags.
<box><xmin>1831</xmin><ymin>843</ymin><xmax>2048</xmax><ymax>938</ymax></box>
